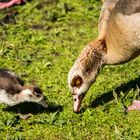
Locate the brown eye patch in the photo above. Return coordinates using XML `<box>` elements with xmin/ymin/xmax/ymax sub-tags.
<box><xmin>70</xmin><ymin>75</ymin><xmax>83</xmax><ymax>88</ymax></box>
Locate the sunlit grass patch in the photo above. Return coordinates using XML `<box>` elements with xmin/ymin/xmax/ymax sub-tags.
<box><xmin>0</xmin><ymin>0</ymin><xmax>140</xmax><ymax>139</ymax></box>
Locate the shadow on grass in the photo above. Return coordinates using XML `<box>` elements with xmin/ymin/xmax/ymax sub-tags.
<box><xmin>3</xmin><ymin>102</ymin><xmax>63</xmax><ymax>115</ymax></box>
<box><xmin>91</xmin><ymin>76</ymin><xmax>140</xmax><ymax>108</ymax></box>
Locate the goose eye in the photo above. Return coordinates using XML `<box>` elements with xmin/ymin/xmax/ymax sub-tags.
<box><xmin>76</xmin><ymin>80</ymin><xmax>81</xmax><ymax>86</ymax></box>
<box><xmin>71</xmin><ymin>75</ymin><xmax>83</xmax><ymax>88</ymax></box>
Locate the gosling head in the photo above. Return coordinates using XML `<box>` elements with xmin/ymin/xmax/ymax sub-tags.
<box><xmin>15</xmin><ymin>85</ymin><xmax>48</xmax><ymax>108</ymax></box>
<box><xmin>68</xmin><ymin>40</ymin><xmax>107</xmax><ymax>112</ymax></box>
<box><xmin>2</xmin><ymin>85</ymin><xmax>48</xmax><ymax>108</ymax></box>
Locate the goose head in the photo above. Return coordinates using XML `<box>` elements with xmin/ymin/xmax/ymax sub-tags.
<box><xmin>68</xmin><ymin>40</ymin><xmax>107</xmax><ymax>112</ymax></box>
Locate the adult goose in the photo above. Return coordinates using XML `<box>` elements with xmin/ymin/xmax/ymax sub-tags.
<box><xmin>0</xmin><ymin>0</ymin><xmax>25</xmax><ymax>9</ymax></box>
<box><xmin>68</xmin><ymin>0</ymin><xmax>140</xmax><ymax>112</ymax></box>
<box><xmin>0</xmin><ymin>68</ymin><xmax>48</xmax><ymax>108</ymax></box>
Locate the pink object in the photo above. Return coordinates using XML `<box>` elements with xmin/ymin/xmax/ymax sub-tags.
<box><xmin>127</xmin><ymin>100</ymin><xmax>140</xmax><ymax>112</ymax></box>
<box><xmin>0</xmin><ymin>0</ymin><xmax>26</xmax><ymax>9</ymax></box>
<box><xmin>73</xmin><ymin>94</ymin><xmax>84</xmax><ymax>113</ymax></box>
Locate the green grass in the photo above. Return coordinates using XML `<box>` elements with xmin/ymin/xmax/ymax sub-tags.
<box><xmin>0</xmin><ymin>0</ymin><xmax>140</xmax><ymax>139</ymax></box>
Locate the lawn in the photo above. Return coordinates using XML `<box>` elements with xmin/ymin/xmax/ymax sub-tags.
<box><xmin>0</xmin><ymin>0</ymin><xmax>140</xmax><ymax>139</ymax></box>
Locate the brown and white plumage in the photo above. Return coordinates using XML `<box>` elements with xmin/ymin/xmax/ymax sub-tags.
<box><xmin>0</xmin><ymin>68</ymin><xmax>48</xmax><ymax>108</ymax></box>
<box><xmin>68</xmin><ymin>0</ymin><xmax>140</xmax><ymax>112</ymax></box>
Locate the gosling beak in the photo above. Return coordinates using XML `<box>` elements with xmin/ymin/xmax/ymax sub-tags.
<box><xmin>73</xmin><ymin>94</ymin><xmax>85</xmax><ymax>113</ymax></box>
<box><xmin>38</xmin><ymin>99</ymin><xmax>48</xmax><ymax>108</ymax></box>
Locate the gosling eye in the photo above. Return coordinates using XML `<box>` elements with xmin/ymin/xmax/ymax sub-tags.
<box><xmin>29</xmin><ymin>94</ymin><xmax>33</xmax><ymax>98</ymax></box>
<box><xmin>71</xmin><ymin>75</ymin><xmax>83</xmax><ymax>88</ymax></box>
<box><xmin>33</xmin><ymin>92</ymin><xmax>42</xmax><ymax>98</ymax></box>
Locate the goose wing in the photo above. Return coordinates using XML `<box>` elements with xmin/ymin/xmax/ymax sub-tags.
<box><xmin>98</xmin><ymin>0</ymin><xmax>140</xmax><ymax>39</ymax></box>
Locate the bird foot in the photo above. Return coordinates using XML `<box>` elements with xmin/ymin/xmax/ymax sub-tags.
<box><xmin>0</xmin><ymin>0</ymin><xmax>26</xmax><ymax>9</ymax></box>
<box><xmin>126</xmin><ymin>100</ymin><xmax>140</xmax><ymax>112</ymax></box>
<box><xmin>17</xmin><ymin>113</ymin><xmax>32</xmax><ymax>120</ymax></box>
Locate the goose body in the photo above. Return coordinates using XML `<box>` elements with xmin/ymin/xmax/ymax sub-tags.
<box><xmin>106</xmin><ymin>13</ymin><xmax>140</xmax><ymax>64</ymax></box>
<box><xmin>0</xmin><ymin>68</ymin><xmax>47</xmax><ymax>108</ymax></box>
<box><xmin>68</xmin><ymin>0</ymin><xmax>140</xmax><ymax>112</ymax></box>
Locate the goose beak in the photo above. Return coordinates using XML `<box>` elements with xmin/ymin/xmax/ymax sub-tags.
<box><xmin>73</xmin><ymin>94</ymin><xmax>85</xmax><ymax>113</ymax></box>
